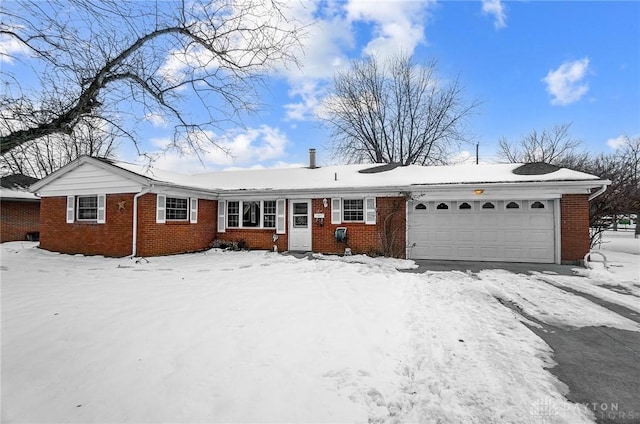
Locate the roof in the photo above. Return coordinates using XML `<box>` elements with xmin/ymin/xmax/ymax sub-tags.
<box><xmin>0</xmin><ymin>174</ymin><xmax>40</xmax><ymax>200</ymax></box>
<box><xmin>112</xmin><ymin>160</ymin><xmax>602</xmax><ymax>192</ymax></box>
<box><xmin>31</xmin><ymin>155</ymin><xmax>607</xmax><ymax>197</ymax></box>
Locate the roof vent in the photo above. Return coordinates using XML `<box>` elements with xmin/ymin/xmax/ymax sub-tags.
<box><xmin>512</xmin><ymin>162</ymin><xmax>560</xmax><ymax>175</ymax></box>
<box><xmin>358</xmin><ymin>163</ymin><xmax>402</xmax><ymax>174</ymax></box>
<box><xmin>308</xmin><ymin>148</ymin><xmax>317</xmax><ymax>169</ymax></box>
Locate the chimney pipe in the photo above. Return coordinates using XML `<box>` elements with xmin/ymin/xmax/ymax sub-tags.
<box><xmin>309</xmin><ymin>148</ymin><xmax>316</xmax><ymax>169</ymax></box>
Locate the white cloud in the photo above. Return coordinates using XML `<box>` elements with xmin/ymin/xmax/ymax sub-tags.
<box><xmin>144</xmin><ymin>125</ymin><xmax>291</xmax><ymax>172</ymax></box>
<box><xmin>482</xmin><ymin>0</ymin><xmax>506</xmax><ymax>29</ymax></box>
<box><xmin>145</xmin><ymin>112</ymin><xmax>168</xmax><ymax>128</ymax></box>
<box><xmin>345</xmin><ymin>0</ymin><xmax>431</xmax><ymax>59</ymax></box>
<box><xmin>542</xmin><ymin>58</ymin><xmax>590</xmax><ymax>106</ymax></box>
<box><xmin>0</xmin><ymin>32</ymin><xmax>30</xmax><ymax>64</ymax></box>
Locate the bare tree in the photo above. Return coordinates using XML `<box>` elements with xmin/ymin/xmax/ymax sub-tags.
<box><xmin>497</xmin><ymin>123</ymin><xmax>588</xmax><ymax>166</ymax></box>
<box><xmin>0</xmin><ymin>0</ymin><xmax>304</xmax><ymax>155</ymax></box>
<box><xmin>0</xmin><ymin>120</ymin><xmax>117</xmax><ymax>178</ymax></box>
<box><xmin>321</xmin><ymin>54</ymin><xmax>479</xmax><ymax>166</ymax></box>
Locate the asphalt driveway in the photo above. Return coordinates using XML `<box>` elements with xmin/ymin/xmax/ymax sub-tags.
<box><xmin>408</xmin><ymin>260</ymin><xmax>640</xmax><ymax>424</ymax></box>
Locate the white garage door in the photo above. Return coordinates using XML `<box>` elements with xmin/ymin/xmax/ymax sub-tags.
<box><xmin>408</xmin><ymin>200</ymin><xmax>556</xmax><ymax>263</ymax></box>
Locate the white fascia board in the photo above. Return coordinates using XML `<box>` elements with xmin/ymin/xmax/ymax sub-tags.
<box><xmin>218</xmin><ymin>186</ymin><xmax>410</xmax><ymax>199</ymax></box>
<box><xmin>30</xmin><ymin>155</ymin><xmax>152</xmax><ymax>193</ymax></box>
<box><xmin>149</xmin><ymin>183</ymin><xmax>218</xmax><ymax>200</ymax></box>
<box><xmin>409</xmin><ymin>180</ymin><xmax>610</xmax><ymax>201</ymax></box>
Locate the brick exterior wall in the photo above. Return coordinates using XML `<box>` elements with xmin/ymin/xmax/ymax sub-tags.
<box><xmin>39</xmin><ymin>194</ymin><xmax>216</xmax><ymax>257</ymax></box>
<box><xmin>136</xmin><ymin>194</ymin><xmax>216</xmax><ymax>257</ymax></box>
<box><xmin>312</xmin><ymin>197</ymin><xmax>406</xmax><ymax>257</ymax></box>
<box><xmin>217</xmin><ymin>197</ymin><xmax>407</xmax><ymax>258</ymax></box>
<box><xmin>560</xmin><ymin>193</ymin><xmax>591</xmax><ymax>263</ymax></box>
<box><xmin>40</xmin><ymin>194</ymin><xmax>135</xmax><ymax>256</ymax></box>
<box><xmin>1</xmin><ymin>200</ymin><xmax>40</xmax><ymax>242</ymax></box>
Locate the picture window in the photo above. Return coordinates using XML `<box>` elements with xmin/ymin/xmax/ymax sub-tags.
<box><xmin>458</xmin><ymin>202</ymin><xmax>472</xmax><ymax>210</ymax></box>
<box><xmin>436</xmin><ymin>202</ymin><xmax>449</xmax><ymax>210</ymax></box>
<box><xmin>415</xmin><ymin>203</ymin><xmax>427</xmax><ymax>210</ymax></box>
<box><xmin>531</xmin><ymin>201</ymin><xmax>545</xmax><ymax>209</ymax></box>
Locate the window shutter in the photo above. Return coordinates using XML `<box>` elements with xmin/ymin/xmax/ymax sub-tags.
<box><xmin>331</xmin><ymin>198</ymin><xmax>342</xmax><ymax>224</ymax></box>
<box><xmin>156</xmin><ymin>194</ymin><xmax>166</xmax><ymax>224</ymax></box>
<box><xmin>97</xmin><ymin>194</ymin><xmax>106</xmax><ymax>224</ymax></box>
<box><xmin>66</xmin><ymin>195</ymin><xmax>75</xmax><ymax>223</ymax></box>
<box><xmin>217</xmin><ymin>200</ymin><xmax>226</xmax><ymax>233</ymax></box>
<box><xmin>190</xmin><ymin>198</ymin><xmax>198</xmax><ymax>223</ymax></box>
<box><xmin>365</xmin><ymin>197</ymin><xmax>376</xmax><ymax>225</ymax></box>
<box><xmin>276</xmin><ymin>199</ymin><xmax>286</xmax><ymax>234</ymax></box>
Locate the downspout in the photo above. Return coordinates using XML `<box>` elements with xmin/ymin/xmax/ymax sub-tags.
<box><xmin>588</xmin><ymin>184</ymin><xmax>607</xmax><ymax>201</ymax></box>
<box><xmin>131</xmin><ymin>186</ymin><xmax>152</xmax><ymax>257</ymax></box>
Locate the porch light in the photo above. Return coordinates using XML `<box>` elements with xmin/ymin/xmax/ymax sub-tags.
<box><xmin>474</xmin><ymin>189</ymin><xmax>485</xmax><ymax>195</ymax></box>
<box><xmin>323</xmin><ymin>198</ymin><xmax>328</xmax><ymax>208</ymax></box>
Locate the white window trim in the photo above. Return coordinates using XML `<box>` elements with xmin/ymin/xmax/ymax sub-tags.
<box><xmin>435</xmin><ymin>201</ymin><xmax>450</xmax><ymax>211</ymax></box>
<box><xmin>342</xmin><ymin>198</ymin><xmax>365</xmax><ymax>223</ymax></box>
<box><xmin>480</xmin><ymin>201</ymin><xmax>497</xmax><ymax>211</ymax></box>
<box><xmin>165</xmin><ymin>196</ymin><xmax>189</xmax><ymax>221</ymax></box>
<box><xmin>66</xmin><ymin>195</ymin><xmax>75</xmax><ymax>223</ymax></box>
<box><xmin>224</xmin><ymin>199</ymin><xmax>279</xmax><ymax>230</ymax></box>
<box><xmin>190</xmin><ymin>198</ymin><xmax>198</xmax><ymax>224</ymax></box>
<box><xmin>365</xmin><ymin>197</ymin><xmax>376</xmax><ymax>225</ymax></box>
<box><xmin>331</xmin><ymin>198</ymin><xmax>341</xmax><ymax>224</ymax></box>
<box><xmin>217</xmin><ymin>200</ymin><xmax>226</xmax><ymax>233</ymax></box>
<box><xmin>75</xmin><ymin>194</ymin><xmax>106</xmax><ymax>223</ymax></box>
<box><xmin>504</xmin><ymin>200</ymin><xmax>522</xmax><ymax>211</ymax></box>
<box><xmin>529</xmin><ymin>200</ymin><xmax>547</xmax><ymax>210</ymax></box>
<box><xmin>156</xmin><ymin>194</ymin><xmax>166</xmax><ymax>224</ymax></box>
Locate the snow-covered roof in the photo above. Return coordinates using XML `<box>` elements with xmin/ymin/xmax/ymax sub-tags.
<box><xmin>111</xmin><ymin>160</ymin><xmax>602</xmax><ymax>192</ymax></box>
<box><xmin>0</xmin><ymin>174</ymin><xmax>40</xmax><ymax>200</ymax></box>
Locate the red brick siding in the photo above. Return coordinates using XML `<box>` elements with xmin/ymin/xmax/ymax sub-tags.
<box><xmin>313</xmin><ymin>197</ymin><xmax>406</xmax><ymax>257</ymax></box>
<box><xmin>560</xmin><ymin>194</ymin><xmax>590</xmax><ymax>263</ymax></box>
<box><xmin>40</xmin><ymin>194</ymin><xmax>216</xmax><ymax>257</ymax></box>
<box><xmin>1</xmin><ymin>200</ymin><xmax>40</xmax><ymax>242</ymax></box>
<box><xmin>216</xmin><ymin>197</ymin><xmax>407</xmax><ymax>258</ymax></box>
<box><xmin>40</xmin><ymin>194</ymin><xmax>134</xmax><ymax>256</ymax></box>
<box><xmin>136</xmin><ymin>194</ymin><xmax>216</xmax><ymax>257</ymax></box>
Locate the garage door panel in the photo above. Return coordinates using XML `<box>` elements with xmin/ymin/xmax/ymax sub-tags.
<box><xmin>529</xmin><ymin>231</ymin><xmax>553</xmax><ymax>243</ymax></box>
<box><xmin>456</xmin><ymin>246</ymin><xmax>475</xmax><ymax>258</ymax></box>
<box><xmin>478</xmin><ymin>215</ymin><xmax>499</xmax><ymax>226</ymax></box>
<box><xmin>408</xmin><ymin>200</ymin><xmax>555</xmax><ymax>263</ymax></box>
<box><xmin>479</xmin><ymin>231</ymin><xmax>499</xmax><ymax>242</ymax></box>
<box><xmin>504</xmin><ymin>248</ymin><xmax>523</xmax><ymax>259</ymax></box>
<box><xmin>480</xmin><ymin>247</ymin><xmax>499</xmax><ymax>259</ymax></box>
<box><xmin>456</xmin><ymin>215</ymin><xmax>475</xmax><ymax>227</ymax></box>
<box><xmin>457</xmin><ymin>231</ymin><xmax>475</xmax><ymax>242</ymax></box>
<box><xmin>504</xmin><ymin>230</ymin><xmax>522</xmax><ymax>242</ymax></box>
<box><xmin>503</xmin><ymin>215</ymin><xmax>523</xmax><ymax>227</ymax></box>
<box><xmin>433</xmin><ymin>246</ymin><xmax>453</xmax><ymax>256</ymax></box>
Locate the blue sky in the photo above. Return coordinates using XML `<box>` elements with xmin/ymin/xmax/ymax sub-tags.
<box><xmin>4</xmin><ymin>1</ymin><xmax>640</xmax><ymax>172</ymax></box>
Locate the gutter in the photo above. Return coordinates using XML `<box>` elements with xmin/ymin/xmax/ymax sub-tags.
<box><xmin>131</xmin><ymin>186</ymin><xmax>152</xmax><ymax>257</ymax></box>
<box><xmin>588</xmin><ymin>184</ymin><xmax>608</xmax><ymax>201</ymax></box>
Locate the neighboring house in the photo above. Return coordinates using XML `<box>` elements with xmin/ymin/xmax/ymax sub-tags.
<box><xmin>1</xmin><ymin>174</ymin><xmax>41</xmax><ymax>242</ymax></box>
<box><xmin>29</xmin><ymin>154</ymin><xmax>609</xmax><ymax>264</ymax></box>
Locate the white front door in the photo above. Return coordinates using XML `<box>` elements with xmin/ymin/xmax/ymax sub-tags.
<box><xmin>289</xmin><ymin>200</ymin><xmax>312</xmax><ymax>251</ymax></box>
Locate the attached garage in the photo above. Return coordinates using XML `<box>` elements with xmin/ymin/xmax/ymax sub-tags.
<box><xmin>407</xmin><ymin>199</ymin><xmax>557</xmax><ymax>263</ymax></box>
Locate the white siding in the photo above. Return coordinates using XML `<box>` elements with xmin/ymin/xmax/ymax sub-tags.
<box><xmin>37</xmin><ymin>162</ymin><xmax>144</xmax><ymax>196</ymax></box>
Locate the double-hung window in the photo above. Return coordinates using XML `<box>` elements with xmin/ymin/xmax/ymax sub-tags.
<box><xmin>263</xmin><ymin>201</ymin><xmax>276</xmax><ymax>228</ymax></box>
<box><xmin>77</xmin><ymin>196</ymin><xmax>98</xmax><ymax>220</ymax></box>
<box><xmin>331</xmin><ymin>197</ymin><xmax>376</xmax><ymax>225</ymax></box>
<box><xmin>343</xmin><ymin>199</ymin><xmax>364</xmax><ymax>222</ymax></box>
<box><xmin>166</xmin><ymin>197</ymin><xmax>188</xmax><ymax>220</ymax></box>
<box><xmin>67</xmin><ymin>194</ymin><xmax>106</xmax><ymax>224</ymax></box>
<box><xmin>156</xmin><ymin>195</ymin><xmax>198</xmax><ymax>224</ymax></box>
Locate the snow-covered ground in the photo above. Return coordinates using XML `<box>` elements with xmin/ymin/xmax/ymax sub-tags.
<box><xmin>1</xmin><ymin>231</ymin><xmax>638</xmax><ymax>423</ymax></box>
